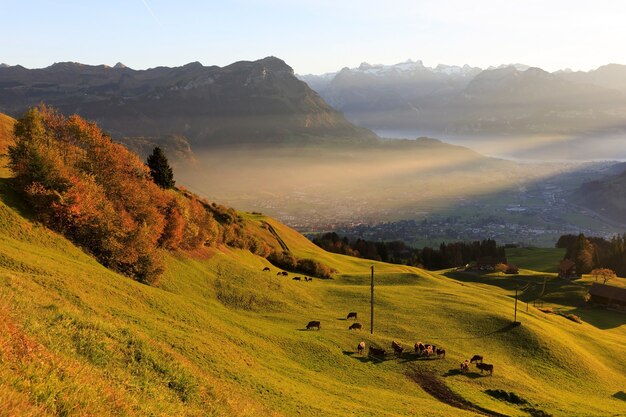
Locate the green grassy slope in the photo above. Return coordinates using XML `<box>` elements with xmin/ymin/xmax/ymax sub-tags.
<box><xmin>1</xmin><ymin>164</ymin><xmax>625</xmax><ymax>416</ymax></box>
<box><xmin>505</xmin><ymin>247</ymin><xmax>566</xmax><ymax>273</ymax></box>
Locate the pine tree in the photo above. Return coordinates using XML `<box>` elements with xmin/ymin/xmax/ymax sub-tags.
<box><xmin>147</xmin><ymin>147</ymin><xmax>175</xmax><ymax>189</ymax></box>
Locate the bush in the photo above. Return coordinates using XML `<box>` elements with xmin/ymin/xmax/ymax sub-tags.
<box><xmin>267</xmin><ymin>251</ymin><xmax>336</xmax><ymax>278</ymax></box>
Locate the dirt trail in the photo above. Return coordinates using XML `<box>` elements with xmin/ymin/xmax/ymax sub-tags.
<box><xmin>406</xmin><ymin>367</ymin><xmax>510</xmax><ymax>417</ymax></box>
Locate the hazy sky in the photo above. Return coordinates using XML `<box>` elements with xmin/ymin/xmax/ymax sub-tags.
<box><xmin>1</xmin><ymin>0</ymin><xmax>625</xmax><ymax>74</ymax></box>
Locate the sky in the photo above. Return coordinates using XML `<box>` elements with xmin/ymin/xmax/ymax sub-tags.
<box><xmin>1</xmin><ymin>0</ymin><xmax>626</xmax><ymax>74</ymax></box>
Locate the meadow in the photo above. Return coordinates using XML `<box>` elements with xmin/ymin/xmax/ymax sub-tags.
<box><xmin>0</xmin><ymin>116</ymin><xmax>625</xmax><ymax>416</ymax></box>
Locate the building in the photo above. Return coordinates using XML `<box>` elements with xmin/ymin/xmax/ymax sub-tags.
<box><xmin>588</xmin><ymin>283</ymin><xmax>626</xmax><ymax>309</ymax></box>
<box><xmin>558</xmin><ymin>259</ymin><xmax>577</xmax><ymax>279</ymax></box>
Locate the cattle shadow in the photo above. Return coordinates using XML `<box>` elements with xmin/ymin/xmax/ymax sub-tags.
<box><xmin>342</xmin><ymin>350</ymin><xmax>394</xmax><ymax>364</ymax></box>
<box><xmin>613</xmin><ymin>391</ymin><xmax>626</xmax><ymax>401</ymax></box>
<box><xmin>398</xmin><ymin>353</ymin><xmax>443</xmax><ymax>364</ymax></box>
<box><xmin>570</xmin><ymin>306</ymin><xmax>626</xmax><ymax>330</ymax></box>
<box><xmin>443</xmin><ymin>368</ymin><xmax>484</xmax><ymax>379</ymax></box>
<box><xmin>336</xmin><ymin>317</ymin><xmax>348</xmax><ymax>321</ymax></box>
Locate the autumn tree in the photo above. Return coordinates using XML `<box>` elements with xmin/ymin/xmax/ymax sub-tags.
<box><xmin>147</xmin><ymin>146</ymin><xmax>175</xmax><ymax>189</ymax></box>
<box><xmin>591</xmin><ymin>268</ymin><xmax>616</xmax><ymax>284</ymax></box>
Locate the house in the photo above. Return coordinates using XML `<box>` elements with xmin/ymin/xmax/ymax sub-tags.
<box><xmin>558</xmin><ymin>259</ymin><xmax>577</xmax><ymax>279</ymax></box>
<box><xmin>588</xmin><ymin>283</ymin><xmax>626</xmax><ymax>309</ymax></box>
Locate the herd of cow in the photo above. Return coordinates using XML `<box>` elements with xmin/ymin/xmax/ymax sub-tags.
<box><xmin>262</xmin><ymin>267</ymin><xmax>313</xmax><ymax>282</ymax></box>
<box><xmin>305</xmin><ymin>312</ymin><xmax>494</xmax><ymax>376</ymax></box>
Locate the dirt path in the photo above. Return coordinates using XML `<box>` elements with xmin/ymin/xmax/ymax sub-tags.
<box><xmin>406</xmin><ymin>367</ymin><xmax>510</xmax><ymax>417</ymax></box>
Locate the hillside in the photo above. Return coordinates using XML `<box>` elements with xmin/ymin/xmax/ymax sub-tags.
<box><xmin>0</xmin><ymin>113</ymin><xmax>14</xmax><ymax>154</ymax></box>
<box><xmin>0</xmin><ymin>58</ymin><xmax>377</xmax><ymax>150</ymax></box>
<box><xmin>573</xmin><ymin>167</ymin><xmax>626</xmax><ymax>223</ymax></box>
<box><xmin>1</xmin><ymin>129</ymin><xmax>625</xmax><ymax>416</ymax></box>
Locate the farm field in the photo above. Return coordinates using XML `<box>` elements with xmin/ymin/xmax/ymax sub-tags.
<box><xmin>505</xmin><ymin>247</ymin><xmax>566</xmax><ymax>273</ymax></box>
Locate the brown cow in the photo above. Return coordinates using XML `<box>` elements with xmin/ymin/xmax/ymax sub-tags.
<box><xmin>368</xmin><ymin>346</ymin><xmax>386</xmax><ymax>357</ymax></box>
<box><xmin>357</xmin><ymin>341</ymin><xmax>366</xmax><ymax>355</ymax></box>
<box><xmin>263</xmin><ymin>267</ymin><xmax>271</xmax><ymax>272</ymax></box>
<box><xmin>306</xmin><ymin>321</ymin><xmax>321</xmax><ymax>330</ymax></box>
<box><xmin>347</xmin><ymin>312</ymin><xmax>357</xmax><ymax>320</ymax></box>
<box><xmin>470</xmin><ymin>355</ymin><xmax>483</xmax><ymax>363</ymax></box>
<box><xmin>391</xmin><ymin>340</ymin><xmax>404</xmax><ymax>357</ymax></box>
<box><xmin>476</xmin><ymin>362</ymin><xmax>494</xmax><ymax>375</ymax></box>
<box><xmin>414</xmin><ymin>342</ymin><xmax>425</xmax><ymax>353</ymax></box>
<box><xmin>292</xmin><ymin>276</ymin><xmax>301</xmax><ymax>281</ymax></box>
<box><xmin>436</xmin><ymin>348</ymin><xmax>446</xmax><ymax>358</ymax></box>
<box><xmin>460</xmin><ymin>360</ymin><xmax>470</xmax><ymax>372</ymax></box>
<box><xmin>349</xmin><ymin>322</ymin><xmax>362</xmax><ymax>330</ymax></box>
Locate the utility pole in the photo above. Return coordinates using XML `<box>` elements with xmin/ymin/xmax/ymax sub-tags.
<box><xmin>514</xmin><ymin>286</ymin><xmax>519</xmax><ymax>323</ymax></box>
<box><xmin>370</xmin><ymin>265</ymin><xmax>374</xmax><ymax>334</ymax></box>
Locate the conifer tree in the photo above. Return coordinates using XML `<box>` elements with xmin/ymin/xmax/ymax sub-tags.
<box><xmin>147</xmin><ymin>147</ymin><xmax>175</xmax><ymax>189</ymax></box>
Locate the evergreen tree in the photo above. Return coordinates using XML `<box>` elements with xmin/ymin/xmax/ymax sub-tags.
<box><xmin>147</xmin><ymin>147</ymin><xmax>175</xmax><ymax>189</ymax></box>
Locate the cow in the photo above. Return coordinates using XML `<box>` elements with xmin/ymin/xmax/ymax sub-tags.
<box><xmin>460</xmin><ymin>360</ymin><xmax>471</xmax><ymax>372</ymax></box>
<box><xmin>422</xmin><ymin>346</ymin><xmax>433</xmax><ymax>357</ymax></box>
<box><xmin>357</xmin><ymin>341</ymin><xmax>366</xmax><ymax>355</ymax></box>
<box><xmin>476</xmin><ymin>362</ymin><xmax>494</xmax><ymax>375</ymax></box>
<box><xmin>368</xmin><ymin>346</ymin><xmax>386</xmax><ymax>357</ymax></box>
<box><xmin>304</xmin><ymin>277</ymin><xmax>312</xmax><ymax>282</ymax></box>
<box><xmin>414</xmin><ymin>342</ymin><xmax>425</xmax><ymax>353</ymax></box>
<box><xmin>391</xmin><ymin>340</ymin><xmax>404</xmax><ymax>357</ymax></box>
<box><xmin>349</xmin><ymin>322</ymin><xmax>362</xmax><ymax>330</ymax></box>
<box><xmin>347</xmin><ymin>312</ymin><xmax>357</xmax><ymax>320</ymax></box>
<box><xmin>470</xmin><ymin>354</ymin><xmax>483</xmax><ymax>363</ymax></box>
<box><xmin>306</xmin><ymin>321</ymin><xmax>321</xmax><ymax>330</ymax></box>
<box><xmin>277</xmin><ymin>272</ymin><xmax>282</xmax><ymax>276</ymax></box>
<box><xmin>263</xmin><ymin>267</ymin><xmax>271</xmax><ymax>272</ymax></box>
<box><xmin>436</xmin><ymin>348</ymin><xmax>446</xmax><ymax>358</ymax></box>
<box><xmin>292</xmin><ymin>276</ymin><xmax>301</xmax><ymax>281</ymax></box>
<box><xmin>281</xmin><ymin>271</ymin><xmax>289</xmax><ymax>276</ymax></box>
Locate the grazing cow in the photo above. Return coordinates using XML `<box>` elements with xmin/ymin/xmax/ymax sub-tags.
<box><xmin>391</xmin><ymin>340</ymin><xmax>404</xmax><ymax>357</ymax></box>
<box><xmin>277</xmin><ymin>272</ymin><xmax>282</xmax><ymax>276</ymax></box>
<box><xmin>281</xmin><ymin>271</ymin><xmax>289</xmax><ymax>276</ymax></box>
<box><xmin>357</xmin><ymin>341</ymin><xmax>366</xmax><ymax>355</ymax></box>
<box><xmin>306</xmin><ymin>321</ymin><xmax>321</xmax><ymax>330</ymax></box>
<box><xmin>476</xmin><ymin>362</ymin><xmax>494</xmax><ymax>375</ymax></box>
<box><xmin>348</xmin><ymin>322</ymin><xmax>362</xmax><ymax>330</ymax></box>
<box><xmin>422</xmin><ymin>346</ymin><xmax>433</xmax><ymax>357</ymax></box>
<box><xmin>304</xmin><ymin>277</ymin><xmax>312</xmax><ymax>282</ymax></box>
<box><xmin>293</xmin><ymin>276</ymin><xmax>301</xmax><ymax>281</ymax></box>
<box><xmin>368</xmin><ymin>346</ymin><xmax>386</xmax><ymax>357</ymax></box>
<box><xmin>470</xmin><ymin>355</ymin><xmax>483</xmax><ymax>363</ymax></box>
<box><xmin>347</xmin><ymin>312</ymin><xmax>357</xmax><ymax>320</ymax></box>
<box><xmin>263</xmin><ymin>267</ymin><xmax>271</xmax><ymax>272</ymax></box>
<box><xmin>460</xmin><ymin>360</ymin><xmax>471</xmax><ymax>372</ymax></box>
<box><xmin>414</xmin><ymin>342</ymin><xmax>425</xmax><ymax>353</ymax></box>
<box><xmin>436</xmin><ymin>348</ymin><xmax>446</xmax><ymax>358</ymax></box>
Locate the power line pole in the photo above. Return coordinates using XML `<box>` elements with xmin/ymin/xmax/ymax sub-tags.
<box><xmin>514</xmin><ymin>286</ymin><xmax>518</xmax><ymax>323</ymax></box>
<box><xmin>370</xmin><ymin>265</ymin><xmax>374</xmax><ymax>334</ymax></box>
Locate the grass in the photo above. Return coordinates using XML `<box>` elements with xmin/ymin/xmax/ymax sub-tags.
<box><xmin>505</xmin><ymin>247</ymin><xmax>566</xmax><ymax>273</ymax></box>
<box><xmin>0</xmin><ymin>156</ymin><xmax>625</xmax><ymax>416</ymax></box>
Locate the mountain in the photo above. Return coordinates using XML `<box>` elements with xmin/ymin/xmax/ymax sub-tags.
<box><xmin>0</xmin><ymin>57</ymin><xmax>377</xmax><ymax>151</ymax></box>
<box><xmin>300</xmin><ymin>60</ymin><xmax>626</xmax><ymax>141</ymax></box>
<box><xmin>557</xmin><ymin>64</ymin><xmax>626</xmax><ymax>94</ymax></box>
<box><xmin>573</xmin><ymin>165</ymin><xmax>626</xmax><ymax>223</ymax></box>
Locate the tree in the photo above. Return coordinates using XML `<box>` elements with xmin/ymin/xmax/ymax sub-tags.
<box><xmin>495</xmin><ymin>263</ymin><xmax>508</xmax><ymax>275</ymax></box>
<box><xmin>590</xmin><ymin>268</ymin><xmax>616</xmax><ymax>284</ymax></box>
<box><xmin>147</xmin><ymin>147</ymin><xmax>175</xmax><ymax>189</ymax></box>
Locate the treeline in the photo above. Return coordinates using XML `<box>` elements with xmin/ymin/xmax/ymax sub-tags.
<box><xmin>268</xmin><ymin>251</ymin><xmax>336</xmax><ymax>279</ymax></box>
<box><xmin>8</xmin><ymin>106</ymin><xmax>275</xmax><ymax>283</ymax></box>
<box><xmin>311</xmin><ymin>232</ymin><xmax>505</xmax><ymax>270</ymax></box>
<box><xmin>556</xmin><ymin>233</ymin><xmax>626</xmax><ymax>277</ymax></box>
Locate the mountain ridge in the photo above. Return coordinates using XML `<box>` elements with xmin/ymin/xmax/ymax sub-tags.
<box><xmin>0</xmin><ymin>57</ymin><xmax>378</xmax><ymax>151</ymax></box>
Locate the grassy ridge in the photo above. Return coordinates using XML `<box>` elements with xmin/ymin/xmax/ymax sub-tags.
<box><xmin>505</xmin><ymin>247</ymin><xmax>566</xmax><ymax>273</ymax></box>
<box><xmin>0</xmin><ymin>156</ymin><xmax>625</xmax><ymax>415</ymax></box>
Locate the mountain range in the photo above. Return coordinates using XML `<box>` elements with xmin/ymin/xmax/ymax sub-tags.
<box><xmin>299</xmin><ymin>60</ymin><xmax>626</xmax><ymax>142</ymax></box>
<box><xmin>0</xmin><ymin>57</ymin><xmax>376</xmax><ymax>157</ymax></box>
